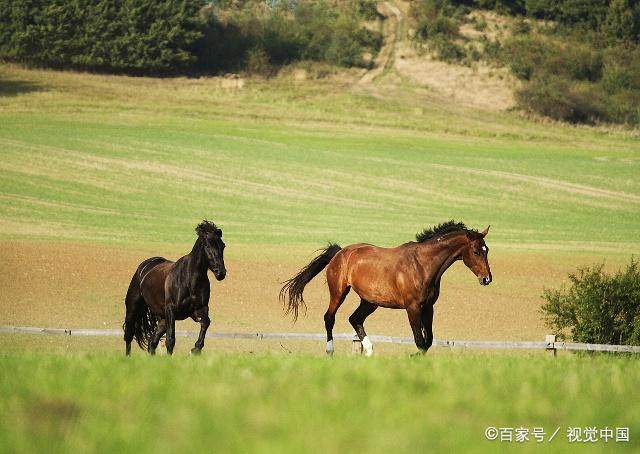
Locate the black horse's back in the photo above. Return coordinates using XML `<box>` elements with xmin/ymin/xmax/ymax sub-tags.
<box><xmin>138</xmin><ymin>256</ymin><xmax>168</xmax><ymax>281</ymax></box>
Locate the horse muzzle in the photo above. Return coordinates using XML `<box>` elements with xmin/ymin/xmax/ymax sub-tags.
<box><xmin>213</xmin><ymin>268</ymin><xmax>226</xmax><ymax>281</ymax></box>
<box><xmin>479</xmin><ymin>275</ymin><xmax>492</xmax><ymax>286</ymax></box>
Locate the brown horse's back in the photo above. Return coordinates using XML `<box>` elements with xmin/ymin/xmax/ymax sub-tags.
<box><xmin>327</xmin><ymin>243</ymin><xmax>420</xmax><ymax>309</ymax></box>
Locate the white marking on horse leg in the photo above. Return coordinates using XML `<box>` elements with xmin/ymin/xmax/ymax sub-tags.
<box><xmin>326</xmin><ymin>340</ymin><xmax>334</xmax><ymax>355</ymax></box>
<box><xmin>362</xmin><ymin>336</ymin><xmax>373</xmax><ymax>357</ymax></box>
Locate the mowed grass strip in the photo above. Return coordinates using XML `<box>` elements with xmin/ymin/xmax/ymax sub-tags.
<box><xmin>0</xmin><ymin>351</ymin><xmax>638</xmax><ymax>453</ymax></box>
<box><xmin>0</xmin><ymin>65</ymin><xmax>639</xmax><ymax>249</ymax></box>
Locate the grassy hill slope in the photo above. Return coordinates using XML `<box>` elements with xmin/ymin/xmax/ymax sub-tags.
<box><xmin>1</xmin><ymin>65</ymin><xmax>638</xmax><ymax>250</ymax></box>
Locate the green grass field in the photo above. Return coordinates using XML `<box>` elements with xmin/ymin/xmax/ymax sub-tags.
<box><xmin>1</xmin><ymin>63</ymin><xmax>639</xmax><ymax>452</ymax></box>
<box><xmin>1</xmin><ymin>65</ymin><xmax>639</xmax><ymax>248</ymax></box>
<box><xmin>1</xmin><ymin>344</ymin><xmax>639</xmax><ymax>453</ymax></box>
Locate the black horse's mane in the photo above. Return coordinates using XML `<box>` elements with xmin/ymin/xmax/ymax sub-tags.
<box><xmin>195</xmin><ymin>219</ymin><xmax>221</xmax><ymax>237</ymax></box>
<box><xmin>415</xmin><ymin>220</ymin><xmax>478</xmax><ymax>242</ymax></box>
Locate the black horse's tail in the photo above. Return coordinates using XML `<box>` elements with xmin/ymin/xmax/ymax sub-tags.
<box><xmin>123</xmin><ymin>257</ymin><xmax>163</xmax><ymax>350</ymax></box>
<box><xmin>279</xmin><ymin>243</ymin><xmax>342</xmax><ymax>322</ymax></box>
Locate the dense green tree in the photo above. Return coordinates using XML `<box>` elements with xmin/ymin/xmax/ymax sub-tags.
<box><xmin>0</xmin><ymin>0</ymin><xmax>203</xmax><ymax>73</ymax></box>
<box><xmin>604</xmin><ymin>0</ymin><xmax>640</xmax><ymax>43</ymax></box>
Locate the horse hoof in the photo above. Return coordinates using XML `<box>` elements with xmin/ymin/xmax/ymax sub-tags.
<box><xmin>362</xmin><ymin>336</ymin><xmax>373</xmax><ymax>357</ymax></box>
<box><xmin>190</xmin><ymin>348</ymin><xmax>202</xmax><ymax>355</ymax></box>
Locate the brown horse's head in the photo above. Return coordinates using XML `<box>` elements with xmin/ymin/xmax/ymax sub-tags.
<box><xmin>196</xmin><ymin>220</ymin><xmax>226</xmax><ymax>281</ymax></box>
<box><xmin>461</xmin><ymin>226</ymin><xmax>492</xmax><ymax>286</ymax></box>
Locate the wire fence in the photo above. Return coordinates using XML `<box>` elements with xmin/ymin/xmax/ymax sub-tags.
<box><xmin>2</xmin><ymin>325</ymin><xmax>639</xmax><ymax>354</ymax></box>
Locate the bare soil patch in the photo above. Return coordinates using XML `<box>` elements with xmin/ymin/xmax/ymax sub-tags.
<box><xmin>394</xmin><ymin>43</ymin><xmax>516</xmax><ymax>111</ymax></box>
<box><xmin>1</xmin><ymin>240</ymin><xmax>628</xmax><ymax>350</ymax></box>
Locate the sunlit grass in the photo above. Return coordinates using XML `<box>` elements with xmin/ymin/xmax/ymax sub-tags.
<box><xmin>0</xmin><ymin>351</ymin><xmax>638</xmax><ymax>453</ymax></box>
<box><xmin>0</xmin><ymin>64</ymin><xmax>638</xmax><ymax>250</ymax></box>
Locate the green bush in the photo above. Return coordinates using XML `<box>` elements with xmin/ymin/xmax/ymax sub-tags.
<box><xmin>601</xmin><ymin>46</ymin><xmax>640</xmax><ymax>92</ymax></box>
<box><xmin>516</xmin><ymin>75</ymin><xmax>607</xmax><ymax>123</ymax></box>
<box><xmin>558</xmin><ymin>0</ymin><xmax>610</xmax><ymax>27</ymax></box>
<box><xmin>196</xmin><ymin>0</ymin><xmax>380</xmax><ymax>72</ymax></box>
<box><xmin>603</xmin><ymin>0</ymin><xmax>640</xmax><ymax>43</ymax></box>
<box><xmin>412</xmin><ymin>0</ymin><xmax>462</xmax><ymax>42</ymax></box>
<box><xmin>503</xmin><ymin>35</ymin><xmax>603</xmax><ymax>81</ymax></box>
<box><xmin>354</xmin><ymin>0</ymin><xmax>380</xmax><ymax>21</ymax></box>
<box><xmin>450</xmin><ymin>0</ymin><xmax>526</xmax><ymax>15</ymax></box>
<box><xmin>0</xmin><ymin>0</ymin><xmax>203</xmax><ymax>74</ymax></box>
<box><xmin>501</xmin><ymin>35</ymin><xmax>551</xmax><ymax>80</ymax></box>
<box><xmin>245</xmin><ymin>46</ymin><xmax>272</xmax><ymax>76</ymax></box>
<box><xmin>525</xmin><ymin>0</ymin><xmax>563</xmax><ymax>19</ymax></box>
<box><xmin>542</xmin><ymin>258</ymin><xmax>640</xmax><ymax>345</ymax></box>
<box><xmin>410</xmin><ymin>0</ymin><xmax>473</xmax><ymax>63</ymax></box>
<box><xmin>525</xmin><ymin>0</ymin><xmax>609</xmax><ymax>27</ymax></box>
<box><xmin>512</xmin><ymin>18</ymin><xmax>532</xmax><ymax>35</ymax></box>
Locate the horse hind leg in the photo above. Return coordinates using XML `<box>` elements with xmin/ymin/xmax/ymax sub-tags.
<box><xmin>123</xmin><ymin>275</ymin><xmax>145</xmax><ymax>356</ymax></box>
<box><xmin>324</xmin><ymin>281</ymin><xmax>350</xmax><ymax>356</ymax></box>
<box><xmin>348</xmin><ymin>299</ymin><xmax>378</xmax><ymax>357</ymax></box>
<box><xmin>148</xmin><ymin>319</ymin><xmax>167</xmax><ymax>355</ymax></box>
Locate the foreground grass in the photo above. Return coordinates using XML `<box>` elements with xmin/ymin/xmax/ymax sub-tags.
<box><xmin>0</xmin><ymin>351</ymin><xmax>638</xmax><ymax>453</ymax></box>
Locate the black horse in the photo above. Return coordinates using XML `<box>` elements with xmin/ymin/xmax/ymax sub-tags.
<box><xmin>123</xmin><ymin>220</ymin><xmax>226</xmax><ymax>355</ymax></box>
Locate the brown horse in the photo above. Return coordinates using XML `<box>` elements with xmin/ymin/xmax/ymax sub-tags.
<box><xmin>123</xmin><ymin>220</ymin><xmax>226</xmax><ymax>355</ymax></box>
<box><xmin>280</xmin><ymin>221</ymin><xmax>492</xmax><ymax>355</ymax></box>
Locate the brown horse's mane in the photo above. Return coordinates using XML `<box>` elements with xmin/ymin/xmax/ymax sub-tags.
<box><xmin>415</xmin><ymin>220</ymin><xmax>478</xmax><ymax>243</ymax></box>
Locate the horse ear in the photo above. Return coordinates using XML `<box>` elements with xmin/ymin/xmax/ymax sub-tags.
<box><xmin>481</xmin><ymin>225</ymin><xmax>490</xmax><ymax>237</ymax></box>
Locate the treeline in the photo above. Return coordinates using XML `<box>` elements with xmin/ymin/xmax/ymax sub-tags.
<box><xmin>0</xmin><ymin>0</ymin><xmax>381</xmax><ymax>75</ymax></box>
<box><xmin>411</xmin><ymin>0</ymin><xmax>640</xmax><ymax>126</ymax></box>
<box><xmin>0</xmin><ymin>0</ymin><xmax>202</xmax><ymax>73</ymax></box>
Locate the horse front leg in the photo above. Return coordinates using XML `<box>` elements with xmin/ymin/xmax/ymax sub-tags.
<box><xmin>191</xmin><ymin>307</ymin><xmax>210</xmax><ymax>355</ymax></box>
<box><xmin>165</xmin><ymin>306</ymin><xmax>176</xmax><ymax>355</ymax></box>
<box><xmin>406</xmin><ymin>304</ymin><xmax>429</xmax><ymax>353</ymax></box>
<box><xmin>421</xmin><ymin>303</ymin><xmax>434</xmax><ymax>352</ymax></box>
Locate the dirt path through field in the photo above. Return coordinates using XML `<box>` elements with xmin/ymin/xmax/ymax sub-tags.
<box><xmin>358</xmin><ymin>1</ymin><xmax>516</xmax><ymax>110</ymax></box>
<box><xmin>359</xmin><ymin>1</ymin><xmax>403</xmax><ymax>84</ymax></box>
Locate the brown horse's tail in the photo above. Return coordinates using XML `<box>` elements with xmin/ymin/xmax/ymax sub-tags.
<box><xmin>123</xmin><ymin>257</ymin><xmax>163</xmax><ymax>349</ymax></box>
<box><xmin>279</xmin><ymin>243</ymin><xmax>341</xmax><ymax>322</ymax></box>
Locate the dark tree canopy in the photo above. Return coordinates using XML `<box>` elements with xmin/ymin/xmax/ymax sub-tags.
<box><xmin>0</xmin><ymin>0</ymin><xmax>203</xmax><ymax>73</ymax></box>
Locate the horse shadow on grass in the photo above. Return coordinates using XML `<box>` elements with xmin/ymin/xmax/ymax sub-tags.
<box><xmin>0</xmin><ymin>78</ymin><xmax>46</xmax><ymax>97</ymax></box>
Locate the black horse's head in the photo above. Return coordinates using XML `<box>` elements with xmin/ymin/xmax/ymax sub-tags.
<box><xmin>195</xmin><ymin>220</ymin><xmax>226</xmax><ymax>281</ymax></box>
